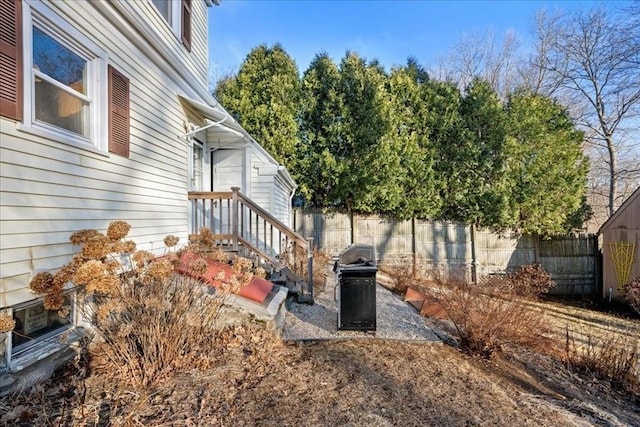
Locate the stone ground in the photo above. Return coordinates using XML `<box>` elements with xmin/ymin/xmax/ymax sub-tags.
<box><xmin>282</xmin><ymin>269</ymin><xmax>441</xmax><ymax>342</ymax></box>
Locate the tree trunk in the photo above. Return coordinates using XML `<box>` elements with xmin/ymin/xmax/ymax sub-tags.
<box><xmin>606</xmin><ymin>135</ymin><xmax>617</xmax><ymax>217</ymax></box>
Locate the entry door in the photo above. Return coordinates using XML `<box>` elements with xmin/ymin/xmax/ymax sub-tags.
<box><xmin>212</xmin><ymin>149</ymin><xmax>244</xmax><ymax>191</ymax></box>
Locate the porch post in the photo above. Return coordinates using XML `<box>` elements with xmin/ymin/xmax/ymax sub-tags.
<box><xmin>231</xmin><ymin>187</ymin><xmax>240</xmax><ymax>252</ymax></box>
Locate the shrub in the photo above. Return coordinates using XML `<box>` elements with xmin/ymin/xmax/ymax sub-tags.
<box><xmin>29</xmin><ymin>222</ymin><xmax>258</xmax><ymax>387</ymax></box>
<box><xmin>427</xmin><ymin>282</ymin><xmax>552</xmax><ymax>358</ymax></box>
<box><xmin>562</xmin><ymin>329</ymin><xmax>639</xmax><ymax>395</ymax></box>
<box><xmin>623</xmin><ymin>276</ymin><xmax>640</xmax><ymax>315</ymax></box>
<box><xmin>499</xmin><ymin>264</ymin><xmax>555</xmax><ymax>299</ymax></box>
<box><xmin>379</xmin><ymin>257</ymin><xmax>418</xmax><ymax>296</ymax></box>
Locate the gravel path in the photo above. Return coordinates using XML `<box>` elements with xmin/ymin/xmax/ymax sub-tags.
<box><xmin>282</xmin><ymin>268</ymin><xmax>442</xmax><ymax>342</ymax></box>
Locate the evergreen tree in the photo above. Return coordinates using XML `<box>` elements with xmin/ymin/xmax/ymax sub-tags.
<box><xmin>505</xmin><ymin>91</ymin><xmax>589</xmax><ymax>234</ymax></box>
<box><xmin>214</xmin><ymin>44</ymin><xmax>300</xmax><ymax>167</ymax></box>
<box><xmin>297</xmin><ymin>53</ymin><xmax>346</xmax><ymax>207</ymax></box>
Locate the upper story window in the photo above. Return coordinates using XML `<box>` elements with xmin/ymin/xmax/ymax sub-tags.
<box><xmin>22</xmin><ymin>1</ymin><xmax>108</xmax><ymax>151</ymax></box>
<box><xmin>152</xmin><ymin>0</ymin><xmax>172</xmax><ymax>23</ymax></box>
<box><xmin>0</xmin><ymin>0</ymin><xmax>130</xmax><ymax>157</ymax></box>
<box><xmin>150</xmin><ymin>0</ymin><xmax>192</xmax><ymax>51</ymax></box>
<box><xmin>32</xmin><ymin>26</ymin><xmax>90</xmax><ymax>138</ymax></box>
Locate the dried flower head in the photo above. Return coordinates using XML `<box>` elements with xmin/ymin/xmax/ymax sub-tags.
<box><xmin>132</xmin><ymin>250</ymin><xmax>154</xmax><ymax>268</ymax></box>
<box><xmin>164</xmin><ymin>235</ymin><xmax>180</xmax><ymax>248</ymax></box>
<box><xmin>57</xmin><ymin>305</ymin><xmax>71</xmax><ymax>318</ymax></box>
<box><xmin>106</xmin><ymin>221</ymin><xmax>131</xmax><ymax>241</ymax></box>
<box><xmin>58</xmin><ymin>330</ymin><xmax>70</xmax><ymax>344</ymax></box>
<box><xmin>70</xmin><ymin>229</ymin><xmax>101</xmax><ymax>245</ymax></box>
<box><xmin>86</xmin><ymin>275</ymin><xmax>119</xmax><ymax>295</ymax></box>
<box><xmin>143</xmin><ymin>260</ymin><xmax>174</xmax><ymax>284</ymax></box>
<box><xmin>189</xmin><ymin>257</ymin><xmax>208</xmax><ymax>275</ymax></box>
<box><xmin>73</xmin><ymin>260</ymin><xmax>106</xmax><ymax>284</ymax></box>
<box><xmin>53</xmin><ymin>255</ymin><xmax>86</xmax><ymax>287</ymax></box>
<box><xmin>199</xmin><ymin>227</ymin><xmax>213</xmax><ymax>238</ymax></box>
<box><xmin>96</xmin><ymin>299</ymin><xmax>124</xmax><ymax>323</ymax></box>
<box><xmin>231</xmin><ymin>256</ymin><xmax>253</xmax><ymax>274</ymax></box>
<box><xmin>81</xmin><ymin>234</ymin><xmax>112</xmax><ymax>260</ymax></box>
<box><xmin>208</xmin><ymin>248</ymin><xmax>228</xmax><ymax>263</ymax></box>
<box><xmin>122</xmin><ymin>240</ymin><xmax>137</xmax><ymax>253</ymax></box>
<box><xmin>44</xmin><ymin>292</ymin><xmax>65</xmax><ymax>311</ymax></box>
<box><xmin>104</xmin><ymin>258</ymin><xmax>121</xmax><ymax>274</ymax></box>
<box><xmin>254</xmin><ymin>267</ymin><xmax>267</xmax><ymax>279</ymax></box>
<box><xmin>166</xmin><ymin>252</ymin><xmax>180</xmax><ymax>266</ymax></box>
<box><xmin>0</xmin><ymin>314</ymin><xmax>16</xmax><ymax>333</ymax></box>
<box><xmin>30</xmin><ymin>272</ymin><xmax>54</xmax><ymax>294</ymax></box>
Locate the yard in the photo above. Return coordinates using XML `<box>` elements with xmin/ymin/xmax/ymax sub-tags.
<box><xmin>2</xmin><ymin>289</ymin><xmax>639</xmax><ymax>426</ymax></box>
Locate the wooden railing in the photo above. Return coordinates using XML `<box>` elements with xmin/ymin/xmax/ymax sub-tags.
<box><xmin>188</xmin><ymin>187</ymin><xmax>313</xmax><ymax>300</ymax></box>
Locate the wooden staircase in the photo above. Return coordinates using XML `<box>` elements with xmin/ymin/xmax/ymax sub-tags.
<box><xmin>188</xmin><ymin>187</ymin><xmax>314</xmax><ymax>303</ymax></box>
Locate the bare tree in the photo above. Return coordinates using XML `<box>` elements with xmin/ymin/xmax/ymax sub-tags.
<box><xmin>534</xmin><ymin>7</ymin><xmax>640</xmax><ymax>216</ymax></box>
<box><xmin>435</xmin><ymin>29</ymin><xmax>524</xmax><ymax>99</ymax></box>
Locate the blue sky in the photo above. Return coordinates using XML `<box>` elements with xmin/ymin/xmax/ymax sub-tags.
<box><xmin>207</xmin><ymin>0</ymin><xmax>629</xmax><ymax>84</ymax></box>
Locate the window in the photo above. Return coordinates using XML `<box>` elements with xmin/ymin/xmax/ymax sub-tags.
<box><xmin>20</xmin><ymin>1</ymin><xmax>108</xmax><ymax>151</ymax></box>
<box><xmin>32</xmin><ymin>26</ymin><xmax>90</xmax><ymax>137</ymax></box>
<box><xmin>151</xmin><ymin>0</ymin><xmax>171</xmax><ymax>22</ymax></box>
<box><xmin>190</xmin><ymin>138</ymin><xmax>204</xmax><ymax>190</ymax></box>
<box><xmin>1</xmin><ymin>1</ymin><xmax>130</xmax><ymax>157</ymax></box>
<box><xmin>150</xmin><ymin>0</ymin><xmax>192</xmax><ymax>51</ymax></box>
<box><xmin>11</xmin><ymin>294</ymin><xmax>74</xmax><ymax>354</ymax></box>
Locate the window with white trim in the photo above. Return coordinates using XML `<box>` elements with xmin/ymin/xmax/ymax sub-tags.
<box><xmin>151</xmin><ymin>0</ymin><xmax>180</xmax><ymax>36</ymax></box>
<box><xmin>11</xmin><ymin>293</ymin><xmax>74</xmax><ymax>355</ymax></box>
<box><xmin>21</xmin><ymin>1</ymin><xmax>108</xmax><ymax>151</ymax></box>
<box><xmin>150</xmin><ymin>0</ymin><xmax>192</xmax><ymax>51</ymax></box>
<box><xmin>190</xmin><ymin>138</ymin><xmax>204</xmax><ymax>190</ymax></box>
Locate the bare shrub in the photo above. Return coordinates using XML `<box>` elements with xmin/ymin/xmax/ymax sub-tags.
<box><xmin>483</xmin><ymin>264</ymin><xmax>555</xmax><ymax>299</ymax></box>
<box><xmin>428</xmin><ymin>283</ymin><xmax>552</xmax><ymax>358</ymax></box>
<box><xmin>562</xmin><ymin>329</ymin><xmax>639</xmax><ymax>395</ymax></box>
<box><xmin>379</xmin><ymin>257</ymin><xmax>419</xmax><ymax>295</ymax></box>
<box><xmin>623</xmin><ymin>276</ymin><xmax>640</xmax><ymax>315</ymax></box>
<box><xmin>281</xmin><ymin>244</ymin><xmax>331</xmax><ymax>290</ymax></box>
<box><xmin>28</xmin><ymin>222</ymin><xmax>257</xmax><ymax>388</ymax></box>
<box><xmin>311</xmin><ymin>249</ymin><xmax>332</xmax><ymax>290</ymax></box>
<box><xmin>506</xmin><ymin>264</ymin><xmax>555</xmax><ymax>298</ymax></box>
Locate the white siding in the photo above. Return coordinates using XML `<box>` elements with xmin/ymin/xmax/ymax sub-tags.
<box><xmin>0</xmin><ymin>1</ymin><xmax>212</xmax><ymax>308</ymax></box>
<box><xmin>273</xmin><ymin>175</ymin><xmax>292</xmax><ymax>227</ymax></box>
<box><xmin>250</xmin><ymin>150</ymin><xmax>275</xmax><ymax>214</ymax></box>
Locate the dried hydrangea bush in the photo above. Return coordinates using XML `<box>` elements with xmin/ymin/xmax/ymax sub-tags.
<box><xmin>27</xmin><ymin>221</ymin><xmax>265</xmax><ymax>387</ymax></box>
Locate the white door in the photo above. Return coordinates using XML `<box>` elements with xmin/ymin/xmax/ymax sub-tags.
<box><xmin>212</xmin><ymin>149</ymin><xmax>244</xmax><ymax>191</ymax></box>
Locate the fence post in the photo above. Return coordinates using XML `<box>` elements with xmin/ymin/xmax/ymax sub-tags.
<box><xmin>307</xmin><ymin>237</ymin><xmax>314</xmax><ymax>302</ymax></box>
<box><xmin>471</xmin><ymin>223</ymin><xmax>478</xmax><ymax>285</ymax></box>
<box><xmin>350</xmin><ymin>211</ymin><xmax>355</xmax><ymax>246</ymax></box>
<box><xmin>231</xmin><ymin>186</ymin><xmax>239</xmax><ymax>252</ymax></box>
<box><xmin>412</xmin><ymin>217</ymin><xmax>417</xmax><ymax>275</ymax></box>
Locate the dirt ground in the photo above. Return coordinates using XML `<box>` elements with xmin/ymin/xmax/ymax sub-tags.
<box><xmin>2</xmin><ymin>302</ymin><xmax>639</xmax><ymax>426</ymax></box>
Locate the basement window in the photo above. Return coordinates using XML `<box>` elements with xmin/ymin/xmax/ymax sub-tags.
<box><xmin>11</xmin><ymin>294</ymin><xmax>74</xmax><ymax>354</ymax></box>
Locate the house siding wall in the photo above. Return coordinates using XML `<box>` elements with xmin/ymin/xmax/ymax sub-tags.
<box><xmin>601</xmin><ymin>190</ymin><xmax>640</xmax><ymax>298</ymax></box>
<box><xmin>0</xmin><ymin>0</ymin><xmax>211</xmax><ymax>308</ymax></box>
<box><xmin>273</xmin><ymin>175</ymin><xmax>292</xmax><ymax>228</ymax></box>
<box><xmin>250</xmin><ymin>151</ymin><xmax>275</xmax><ymax>214</ymax></box>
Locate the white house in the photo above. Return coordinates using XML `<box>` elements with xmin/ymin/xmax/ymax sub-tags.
<box><xmin>0</xmin><ymin>0</ymin><xmax>298</xmax><ymax>383</ymax></box>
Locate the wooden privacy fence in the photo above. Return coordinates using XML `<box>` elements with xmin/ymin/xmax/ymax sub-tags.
<box><xmin>294</xmin><ymin>210</ymin><xmax>598</xmax><ymax>296</ymax></box>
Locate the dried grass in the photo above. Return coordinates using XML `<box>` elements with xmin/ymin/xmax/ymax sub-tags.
<box><xmin>561</xmin><ymin>328</ymin><xmax>640</xmax><ymax>395</ymax></box>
